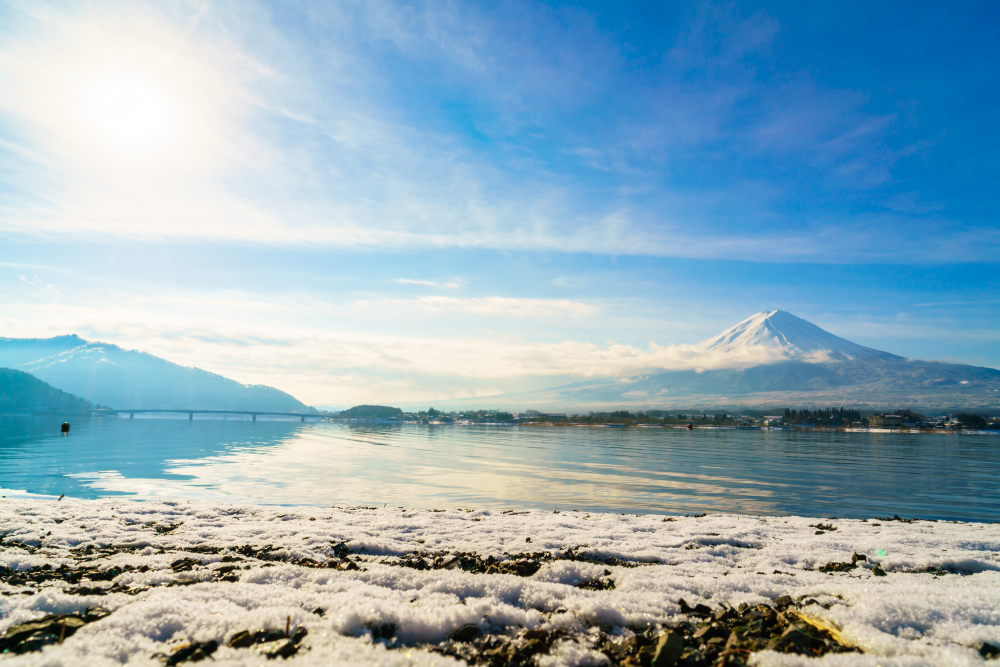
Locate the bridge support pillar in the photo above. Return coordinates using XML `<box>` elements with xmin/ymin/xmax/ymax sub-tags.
<box><xmin>252</xmin><ymin>414</ymin><xmax>257</xmax><ymax>422</ymax></box>
<box><xmin>300</xmin><ymin>416</ymin><xmax>305</xmax><ymax>422</ymax></box>
<box><xmin>189</xmin><ymin>412</ymin><xmax>194</xmax><ymax>421</ymax></box>
<box><xmin>129</xmin><ymin>412</ymin><xmax>134</xmax><ymax>420</ymax></box>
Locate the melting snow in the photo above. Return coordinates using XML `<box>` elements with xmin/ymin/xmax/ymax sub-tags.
<box><xmin>0</xmin><ymin>498</ymin><xmax>998</xmax><ymax>665</ymax></box>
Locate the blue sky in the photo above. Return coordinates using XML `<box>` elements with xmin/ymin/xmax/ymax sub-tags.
<box><xmin>1</xmin><ymin>0</ymin><xmax>998</xmax><ymax>405</ymax></box>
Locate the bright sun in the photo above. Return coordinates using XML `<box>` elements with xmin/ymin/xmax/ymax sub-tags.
<box><xmin>89</xmin><ymin>78</ymin><xmax>171</xmax><ymax>148</ymax></box>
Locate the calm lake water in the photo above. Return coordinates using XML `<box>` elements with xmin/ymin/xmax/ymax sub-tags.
<box><xmin>1</xmin><ymin>416</ymin><xmax>998</xmax><ymax>521</ymax></box>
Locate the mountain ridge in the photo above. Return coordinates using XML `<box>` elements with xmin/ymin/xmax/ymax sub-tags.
<box><xmin>0</xmin><ymin>336</ymin><xmax>312</xmax><ymax>412</ymax></box>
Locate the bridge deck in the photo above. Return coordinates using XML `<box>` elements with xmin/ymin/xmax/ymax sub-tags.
<box><xmin>92</xmin><ymin>409</ymin><xmax>326</xmax><ymax>422</ymax></box>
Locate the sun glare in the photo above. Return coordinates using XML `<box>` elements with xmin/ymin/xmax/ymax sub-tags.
<box><xmin>89</xmin><ymin>78</ymin><xmax>170</xmax><ymax>147</ymax></box>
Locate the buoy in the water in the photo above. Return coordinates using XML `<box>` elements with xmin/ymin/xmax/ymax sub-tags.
<box><xmin>61</xmin><ymin>422</ymin><xmax>70</xmax><ymax>434</ymax></box>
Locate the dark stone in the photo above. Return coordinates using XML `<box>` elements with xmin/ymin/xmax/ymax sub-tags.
<box><xmin>227</xmin><ymin>630</ymin><xmax>255</xmax><ymax>649</ymax></box>
<box><xmin>773</xmin><ymin>595</ymin><xmax>793</xmax><ymax>609</ymax></box>
<box><xmin>86</xmin><ymin>567</ymin><xmax>122</xmax><ymax>581</ymax></box>
<box><xmin>164</xmin><ymin>640</ymin><xmax>218</xmax><ymax>665</ymax></box>
<box><xmin>370</xmin><ymin>623</ymin><xmax>396</xmax><ymax>641</ymax></box>
<box><xmin>451</xmin><ymin>624</ymin><xmax>480</xmax><ymax>642</ymax></box>
<box><xmin>437</xmin><ymin>556</ymin><xmax>461</xmax><ymax>570</ymax></box>
<box><xmin>652</xmin><ymin>630</ymin><xmax>684</xmax><ymax>667</ymax></box>
<box><xmin>84</xmin><ymin>607</ymin><xmax>111</xmax><ymax>622</ymax></box>
<box><xmin>679</xmin><ymin>599</ymin><xmax>713</xmax><ymax>616</ymax></box>
<box><xmin>979</xmin><ymin>642</ymin><xmax>999</xmax><ymax>660</ymax></box>
<box><xmin>228</xmin><ymin>628</ymin><xmax>287</xmax><ymax>649</ymax></box>
<box><xmin>0</xmin><ymin>614</ymin><xmax>86</xmax><ymax>654</ymax></box>
<box><xmin>714</xmin><ymin>607</ymin><xmax>737</xmax><ymax>622</ymax></box>
<box><xmin>768</xmin><ymin>627</ymin><xmax>816</xmax><ymax>654</ymax></box>
<box><xmin>522</xmin><ymin>629</ymin><xmax>550</xmax><ymax>642</ymax></box>
<box><xmin>170</xmin><ymin>558</ymin><xmax>200</xmax><ymax>573</ymax></box>
<box><xmin>513</xmin><ymin>559</ymin><xmax>541</xmax><ymax>577</ymax></box>
<box><xmin>155</xmin><ymin>523</ymin><xmax>182</xmax><ymax>534</ymax></box>
<box><xmin>265</xmin><ymin>639</ymin><xmax>300</xmax><ymax>659</ymax></box>
<box><xmin>818</xmin><ymin>561</ymin><xmax>856</xmax><ymax>573</ymax></box>
<box><xmin>256</xmin><ymin>629</ymin><xmax>287</xmax><ymax>643</ymax></box>
<box><xmin>66</xmin><ymin>586</ymin><xmax>108</xmax><ymax>596</ymax></box>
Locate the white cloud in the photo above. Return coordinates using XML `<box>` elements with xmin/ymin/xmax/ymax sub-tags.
<box><xmin>369</xmin><ymin>296</ymin><xmax>598</xmax><ymax>317</ymax></box>
<box><xmin>395</xmin><ymin>278</ymin><xmax>437</xmax><ymax>286</ymax></box>
<box><xmin>18</xmin><ymin>274</ymin><xmax>58</xmax><ymax>299</ymax></box>
<box><xmin>395</xmin><ymin>278</ymin><xmax>463</xmax><ymax>288</ymax></box>
<box><xmin>914</xmin><ymin>300</ymin><xmax>1000</xmax><ymax>308</ymax></box>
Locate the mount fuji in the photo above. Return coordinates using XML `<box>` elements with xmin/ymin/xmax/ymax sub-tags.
<box><xmin>697</xmin><ymin>310</ymin><xmax>898</xmax><ymax>362</ymax></box>
<box><xmin>435</xmin><ymin>311</ymin><xmax>1000</xmax><ymax>410</ymax></box>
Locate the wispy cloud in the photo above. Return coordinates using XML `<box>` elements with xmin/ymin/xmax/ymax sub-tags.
<box><xmin>395</xmin><ymin>278</ymin><xmax>463</xmax><ymax>288</ymax></box>
<box><xmin>18</xmin><ymin>274</ymin><xmax>58</xmax><ymax>299</ymax></box>
<box><xmin>914</xmin><ymin>300</ymin><xmax>1000</xmax><ymax>308</ymax></box>
<box><xmin>361</xmin><ymin>296</ymin><xmax>598</xmax><ymax>317</ymax></box>
<box><xmin>551</xmin><ymin>276</ymin><xmax>582</xmax><ymax>287</ymax></box>
<box><xmin>0</xmin><ymin>1</ymin><xmax>994</xmax><ymax>262</ymax></box>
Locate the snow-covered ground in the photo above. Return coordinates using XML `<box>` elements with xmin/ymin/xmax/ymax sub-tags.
<box><xmin>1</xmin><ymin>498</ymin><xmax>999</xmax><ymax>665</ymax></box>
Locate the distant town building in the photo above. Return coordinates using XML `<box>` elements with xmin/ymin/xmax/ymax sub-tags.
<box><xmin>869</xmin><ymin>414</ymin><xmax>903</xmax><ymax>429</ymax></box>
<box><xmin>763</xmin><ymin>416</ymin><xmax>783</xmax><ymax>426</ymax></box>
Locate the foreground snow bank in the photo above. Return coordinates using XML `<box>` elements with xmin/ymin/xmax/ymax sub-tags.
<box><xmin>1</xmin><ymin>498</ymin><xmax>998</xmax><ymax>665</ymax></box>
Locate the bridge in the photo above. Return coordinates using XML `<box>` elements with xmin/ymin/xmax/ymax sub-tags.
<box><xmin>91</xmin><ymin>409</ymin><xmax>327</xmax><ymax>422</ymax></box>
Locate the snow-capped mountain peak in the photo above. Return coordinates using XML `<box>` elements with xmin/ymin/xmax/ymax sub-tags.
<box><xmin>0</xmin><ymin>335</ymin><xmax>311</xmax><ymax>411</ymax></box>
<box><xmin>697</xmin><ymin>310</ymin><xmax>897</xmax><ymax>361</ymax></box>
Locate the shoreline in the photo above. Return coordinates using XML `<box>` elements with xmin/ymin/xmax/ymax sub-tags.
<box><xmin>12</xmin><ymin>412</ymin><xmax>998</xmax><ymax>435</ymax></box>
<box><xmin>1</xmin><ymin>498</ymin><xmax>998</xmax><ymax>665</ymax></box>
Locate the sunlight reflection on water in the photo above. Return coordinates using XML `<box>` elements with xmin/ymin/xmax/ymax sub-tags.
<box><xmin>1</xmin><ymin>416</ymin><xmax>997</xmax><ymax>520</ymax></box>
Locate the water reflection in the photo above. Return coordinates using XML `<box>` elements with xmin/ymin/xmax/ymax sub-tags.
<box><xmin>1</xmin><ymin>416</ymin><xmax>998</xmax><ymax>521</ymax></box>
<box><xmin>0</xmin><ymin>416</ymin><xmax>305</xmax><ymax>499</ymax></box>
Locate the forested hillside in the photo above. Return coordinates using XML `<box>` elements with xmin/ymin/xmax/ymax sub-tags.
<box><xmin>0</xmin><ymin>368</ymin><xmax>94</xmax><ymax>413</ymax></box>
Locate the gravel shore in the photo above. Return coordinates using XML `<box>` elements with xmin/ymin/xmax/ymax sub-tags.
<box><xmin>1</xmin><ymin>498</ymin><xmax>999</xmax><ymax>665</ymax></box>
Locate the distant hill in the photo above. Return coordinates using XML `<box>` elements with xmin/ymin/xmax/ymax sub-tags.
<box><xmin>421</xmin><ymin>311</ymin><xmax>1000</xmax><ymax>411</ymax></box>
<box><xmin>0</xmin><ymin>336</ymin><xmax>313</xmax><ymax>413</ymax></box>
<box><xmin>337</xmin><ymin>405</ymin><xmax>403</xmax><ymax>419</ymax></box>
<box><xmin>0</xmin><ymin>368</ymin><xmax>94</xmax><ymax>413</ymax></box>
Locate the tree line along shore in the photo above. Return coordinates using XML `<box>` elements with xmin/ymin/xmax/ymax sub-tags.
<box><xmin>328</xmin><ymin>404</ymin><xmax>998</xmax><ymax>431</ymax></box>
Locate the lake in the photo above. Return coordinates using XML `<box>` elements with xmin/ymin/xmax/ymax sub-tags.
<box><xmin>1</xmin><ymin>415</ymin><xmax>997</xmax><ymax>521</ymax></box>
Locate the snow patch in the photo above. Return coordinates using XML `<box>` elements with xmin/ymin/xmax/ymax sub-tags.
<box><xmin>0</xmin><ymin>499</ymin><xmax>996</xmax><ymax>665</ymax></box>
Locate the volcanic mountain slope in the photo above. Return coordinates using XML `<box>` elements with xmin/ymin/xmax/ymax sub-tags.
<box><xmin>432</xmin><ymin>311</ymin><xmax>1000</xmax><ymax>410</ymax></box>
<box><xmin>0</xmin><ymin>335</ymin><xmax>312</xmax><ymax>412</ymax></box>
